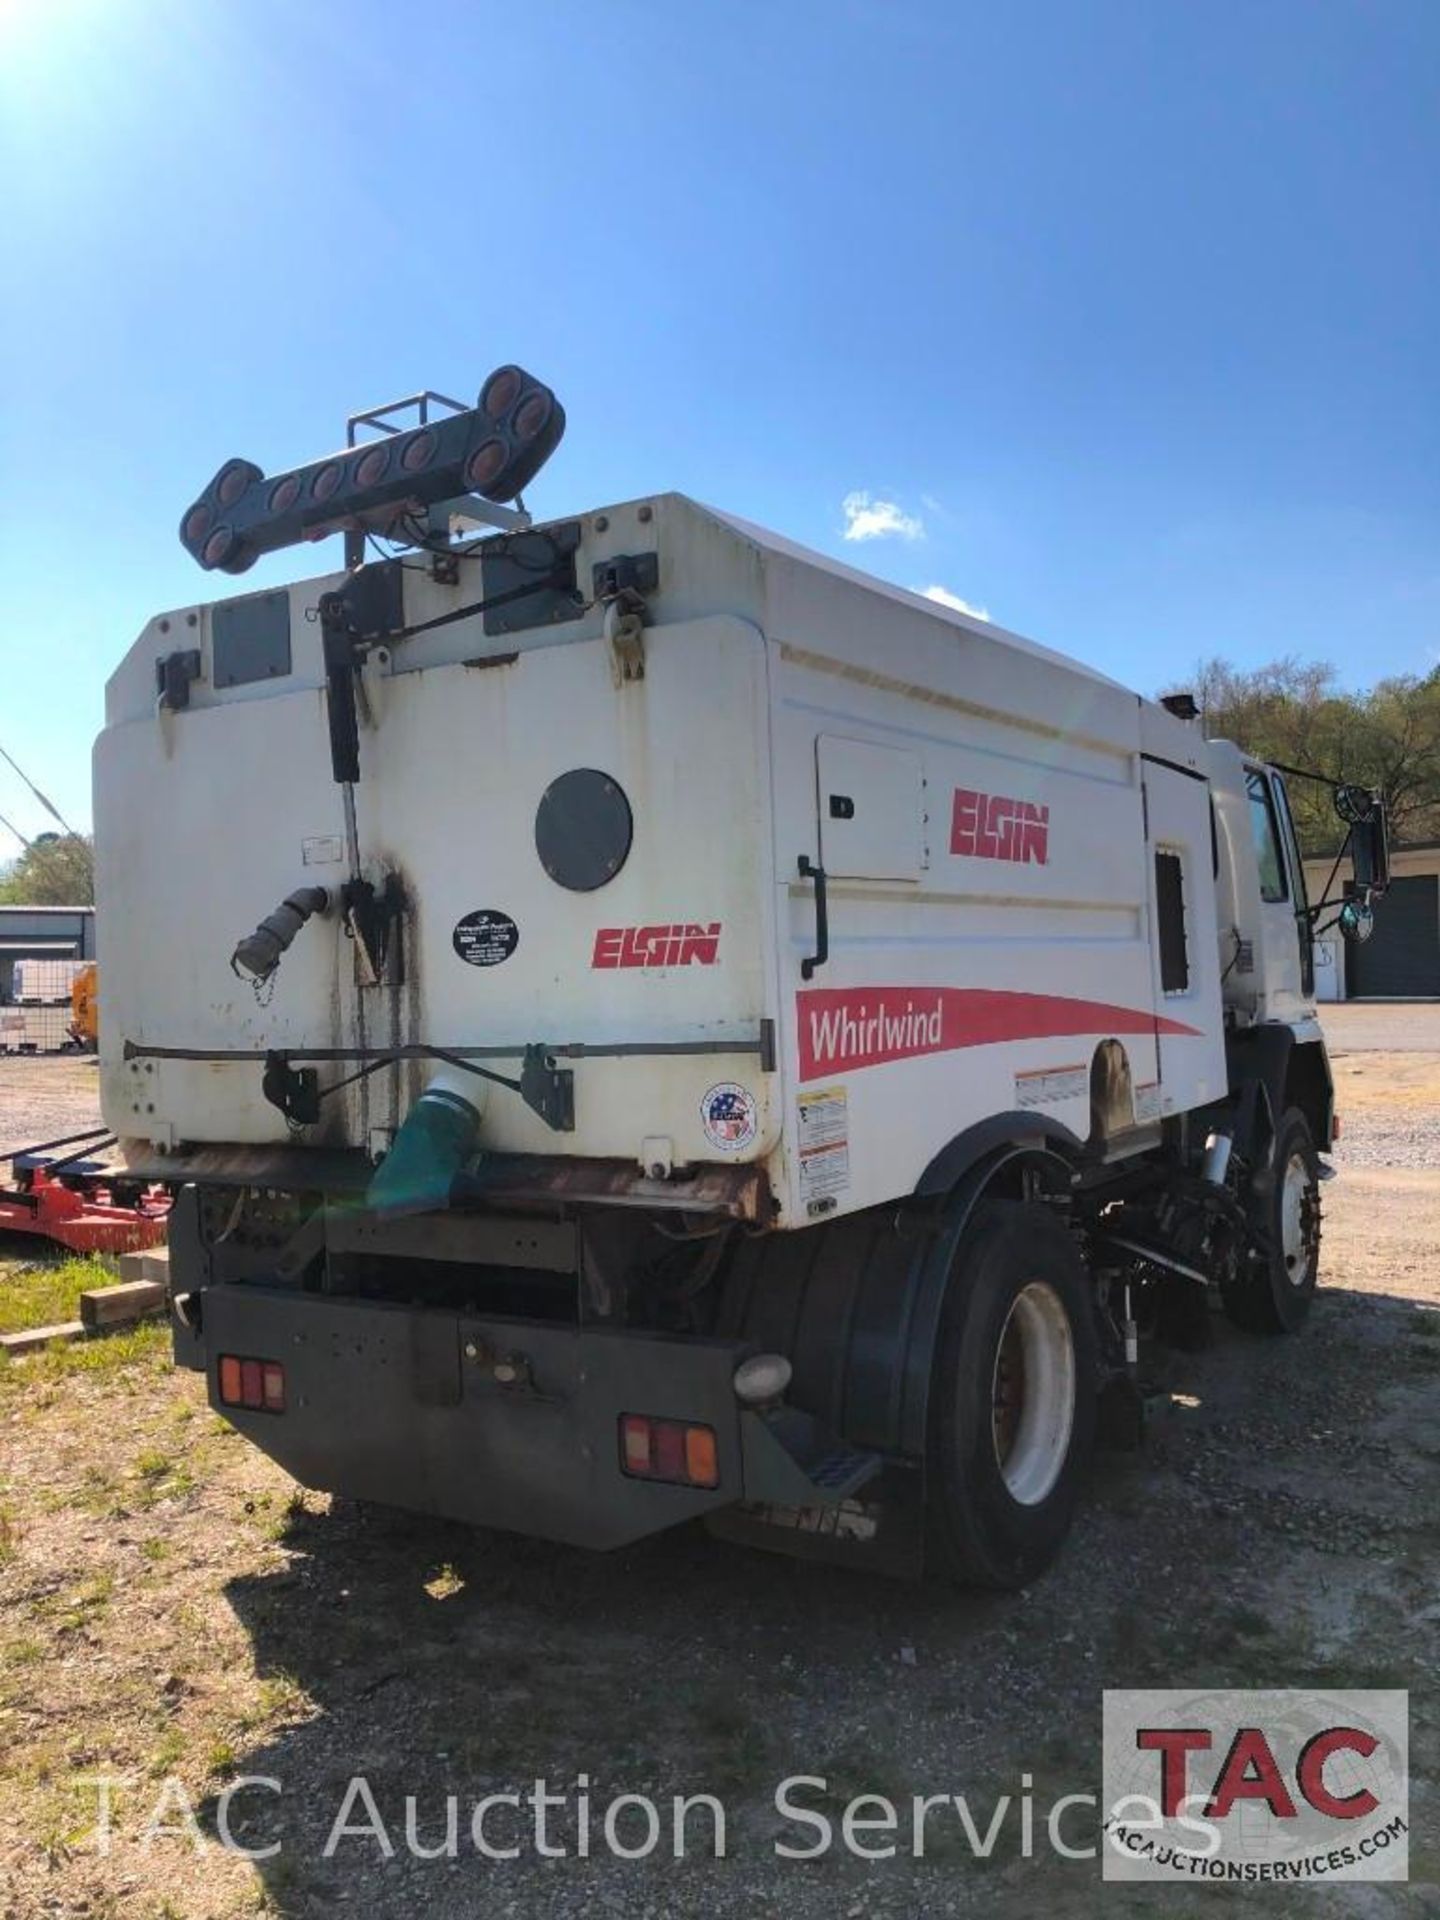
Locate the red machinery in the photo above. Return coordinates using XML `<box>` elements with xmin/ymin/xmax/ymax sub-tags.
<box><xmin>0</xmin><ymin>1129</ymin><xmax>170</xmax><ymax>1255</ymax></box>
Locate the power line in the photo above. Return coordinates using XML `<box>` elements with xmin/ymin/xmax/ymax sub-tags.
<box><xmin>0</xmin><ymin>808</ymin><xmax>31</xmax><ymax>850</ymax></box>
<box><xmin>0</xmin><ymin>740</ymin><xmax>80</xmax><ymax>839</ymax></box>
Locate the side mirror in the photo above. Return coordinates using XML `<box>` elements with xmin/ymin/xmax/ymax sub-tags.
<box><xmin>1338</xmin><ymin>897</ymin><xmax>1375</xmax><ymax>943</ymax></box>
<box><xmin>1350</xmin><ymin>797</ymin><xmax>1390</xmax><ymax>898</ymax></box>
<box><xmin>1334</xmin><ymin>783</ymin><xmax>1373</xmax><ymax>825</ymax></box>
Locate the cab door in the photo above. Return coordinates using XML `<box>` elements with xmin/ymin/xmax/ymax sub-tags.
<box><xmin>1269</xmin><ymin>772</ymin><xmax>1315</xmax><ymax>998</ymax></box>
<box><xmin>1244</xmin><ymin>765</ymin><xmax>1310</xmax><ymax>1020</ymax></box>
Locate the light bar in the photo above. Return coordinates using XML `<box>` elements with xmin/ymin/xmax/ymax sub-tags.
<box><xmin>179</xmin><ymin>365</ymin><xmax>565</xmax><ymax>575</ymax></box>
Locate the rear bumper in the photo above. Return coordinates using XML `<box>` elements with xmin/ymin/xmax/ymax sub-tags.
<box><xmin>194</xmin><ymin>1286</ymin><xmax>818</xmax><ymax>1549</ymax></box>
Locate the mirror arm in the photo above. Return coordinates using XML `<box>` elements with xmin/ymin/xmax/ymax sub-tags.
<box><xmin>1303</xmin><ymin>828</ymin><xmax>1354</xmax><ymax>926</ymax></box>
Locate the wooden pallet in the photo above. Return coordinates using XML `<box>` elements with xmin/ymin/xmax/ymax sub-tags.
<box><xmin>0</xmin><ymin>1249</ymin><xmax>170</xmax><ymax>1354</ymax></box>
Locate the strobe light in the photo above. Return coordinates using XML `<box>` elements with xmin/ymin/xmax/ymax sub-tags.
<box><xmin>178</xmin><ymin>365</ymin><xmax>566</xmax><ymax>574</ymax></box>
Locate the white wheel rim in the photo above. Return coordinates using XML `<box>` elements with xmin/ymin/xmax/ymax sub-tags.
<box><xmin>991</xmin><ymin>1281</ymin><xmax>1076</xmax><ymax>1506</ymax></box>
<box><xmin>1280</xmin><ymin>1151</ymin><xmax>1314</xmax><ymax>1287</ymax></box>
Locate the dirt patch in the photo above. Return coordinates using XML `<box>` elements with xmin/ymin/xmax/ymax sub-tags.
<box><xmin>0</xmin><ymin>1057</ymin><xmax>1435</xmax><ymax>1917</ymax></box>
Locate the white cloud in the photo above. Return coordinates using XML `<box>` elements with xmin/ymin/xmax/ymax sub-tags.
<box><xmin>841</xmin><ymin>491</ymin><xmax>924</xmax><ymax>543</ymax></box>
<box><xmin>917</xmin><ymin>583</ymin><xmax>990</xmax><ymax>621</ymax></box>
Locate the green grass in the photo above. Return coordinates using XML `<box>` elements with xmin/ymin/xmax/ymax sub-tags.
<box><xmin>0</xmin><ymin>1255</ymin><xmax>114</xmax><ymax>1336</ymax></box>
<box><xmin>0</xmin><ymin>1320</ymin><xmax>170</xmax><ymax>1398</ymax></box>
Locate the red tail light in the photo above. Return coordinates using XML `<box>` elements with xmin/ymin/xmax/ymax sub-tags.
<box><xmin>400</xmin><ymin>427</ymin><xmax>438</xmax><ymax>472</ymax></box>
<box><xmin>215</xmin><ymin>461</ymin><xmax>252</xmax><ymax>507</ymax></box>
<box><xmin>353</xmin><ymin>443</ymin><xmax>391</xmax><ymax>488</ymax></box>
<box><xmin>201</xmin><ymin>526</ymin><xmax>236</xmax><ymax>569</ymax></box>
<box><xmin>464</xmin><ymin>438</ymin><xmax>506</xmax><ymax>491</ymax></box>
<box><xmin>481</xmin><ymin>366</ymin><xmax>522</xmax><ymax>418</ymax></box>
<box><xmin>618</xmin><ymin>1414</ymin><xmax>719</xmax><ymax>1489</ymax></box>
<box><xmin>513</xmin><ymin>391</ymin><xmax>552</xmax><ymax>443</ymax></box>
<box><xmin>269</xmin><ymin>473</ymin><xmax>302</xmax><ymax>513</ymax></box>
<box><xmin>311</xmin><ymin>460</ymin><xmax>344</xmax><ymax>502</ymax></box>
<box><xmin>218</xmin><ymin>1353</ymin><xmax>286</xmax><ymax>1414</ymax></box>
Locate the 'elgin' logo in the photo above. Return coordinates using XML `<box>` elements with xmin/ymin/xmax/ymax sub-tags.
<box><xmin>951</xmin><ymin>788</ymin><xmax>1049</xmax><ymax>865</ymax></box>
<box><xmin>592</xmin><ymin>923</ymin><xmax>721</xmax><ymax>969</ymax></box>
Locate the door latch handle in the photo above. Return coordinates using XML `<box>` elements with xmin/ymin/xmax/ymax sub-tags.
<box><xmin>798</xmin><ymin>854</ymin><xmax>829</xmax><ymax>980</ymax></box>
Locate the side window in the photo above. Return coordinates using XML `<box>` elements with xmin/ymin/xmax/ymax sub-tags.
<box><xmin>1270</xmin><ymin>776</ymin><xmax>1309</xmax><ymax>916</ymax></box>
<box><xmin>1245</xmin><ymin>768</ymin><xmax>1287</xmax><ymax>903</ymax></box>
<box><xmin>1155</xmin><ymin>848</ymin><xmax>1189</xmax><ymax>994</ymax></box>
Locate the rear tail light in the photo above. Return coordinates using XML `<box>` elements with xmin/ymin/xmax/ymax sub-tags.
<box><xmin>464</xmin><ymin>438</ymin><xmax>506</xmax><ymax>492</ymax></box>
<box><xmin>311</xmin><ymin>460</ymin><xmax>344</xmax><ymax>502</ymax></box>
<box><xmin>400</xmin><ymin>427</ymin><xmax>438</xmax><ymax>472</ymax></box>
<box><xmin>353</xmin><ymin>443</ymin><xmax>391</xmax><ymax>488</ymax></box>
<box><xmin>215</xmin><ymin>461</ymin><xmax>254</xmax><ymax>507</ymax></box>
<box><xmin>201</xmin><ymin>526</ymin><xmax>236</xmax><ymax>569</ymax></box>
<box><xmin>481</xmin><ymin>366</ymin><xmax>522</xmax><ymax>418</ymax></box>
<box><xmin>619</xmin><ymin>1414</ymin><xmax>720</xmax><ymax>1489</ymax></box>
<box><xmin>269</xmin><ymin>473</ymin><xmax>302</xmax><ymax>513</ymax></box>
<box><xmin>513</xmin><ymin>391</ymin><xmax>552</xmax><ymax>443</ymax></box>
<box><xmin>218</xmin><ymin>1353</ymin><xmax>286</xmax><ymax>1414</ymax></box>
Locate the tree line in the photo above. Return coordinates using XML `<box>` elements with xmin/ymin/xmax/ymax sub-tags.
<box><xmin>1168</xmin><ymin>660</ymin><xmax>1440</xmax><ymax>856</ymax></box>
<box><xmin>0</xmin><ymin>833</ymin><xmax>95</xmax><ymax>906</ymax></box>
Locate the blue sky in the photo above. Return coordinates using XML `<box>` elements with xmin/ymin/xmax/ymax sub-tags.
<box><xmin>0</xmin><ymin>0</ymin><xmax>1435</xmax><ymax>837</ymax></box>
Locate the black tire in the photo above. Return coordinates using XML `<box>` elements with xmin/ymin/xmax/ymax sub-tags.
<box><xmin>926</xmin><ymin>1199</ymin><xmax>1098</xmax><ymax>1588</ymax></box>
<box><xmin>1221</xmin><ymin>1106</ymin><xmax>1322</xmax><ymax>1335</ymax></box>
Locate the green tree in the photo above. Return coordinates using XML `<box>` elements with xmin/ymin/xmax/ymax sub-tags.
<box><xmin>0</xmin><ymin>833</ymin><xmax>94</xmax><ymax>905</ymax></box>
<box><xmin>1166</xmin><ymin>660</ymin><xmax>1440</xmax><ymax>855</ymax></box>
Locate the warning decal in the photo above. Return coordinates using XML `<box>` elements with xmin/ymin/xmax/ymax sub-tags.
<box><xmin>797</xmin><ymin>1084</ymin><xmax>850</xmax><ymax>1213</ymax></box>
<box><xmin>1014</xmin><ymin>1063</ymin><xmax>1088</xmax><ymax>1108</ymax></box>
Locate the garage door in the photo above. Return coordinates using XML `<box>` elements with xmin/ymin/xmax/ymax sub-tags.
<box><xmin>1347</xmin><ymin>875</ymin><xmax>1440</xmax><ymax>997</ymax></box>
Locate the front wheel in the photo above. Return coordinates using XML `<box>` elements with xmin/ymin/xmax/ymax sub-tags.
<box><xmin>926</xmin><ymin>1200</ymin><xmax>1098</xmax><ymax>1588</ymax></box>
<box><xmin>1221</xmin><ymin>1106</ymin><xmax>1322</xmax><ymax>1334</ymax></box>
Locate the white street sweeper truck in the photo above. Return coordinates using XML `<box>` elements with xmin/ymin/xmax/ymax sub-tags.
<box><xmin>93</xmin><ymin>369</ymin><xmax>1390</xmax><ymax>1584</ymax></box>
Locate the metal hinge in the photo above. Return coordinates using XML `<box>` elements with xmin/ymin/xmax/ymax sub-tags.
<box><xmin>595</xmin><ymin>551</ymin><xmax>657</xmax><ymax>688</ymax></box>
<box><xmin>156</xmin><ymin>649</ymin><xmax>202</xmax><ymax>712</ymax></box>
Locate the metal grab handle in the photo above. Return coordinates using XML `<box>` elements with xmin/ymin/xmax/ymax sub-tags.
<box><xmin>798</xmin><ymin>854</ymin><xmax>829</xmax><ymax>980</ymax></box>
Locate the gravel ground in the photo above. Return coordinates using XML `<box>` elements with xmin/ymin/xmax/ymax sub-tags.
<box><xmin>1321</xmin><ymin>1001</ymin><xmax>1440</xmax><ymax>1053</ymax></box>
<box><xmin>1330</xmin><ymin>1110</ymin><xmax>1438</xmax><ymax>1171</ymax></box>
<box><xmin>0</xmin><ymin>1021</ymin><xmax>1435</xmax><ymax>1917</ymax></box>
<box><xmin>0</xmin><ymin>1055</ymin><xmax>101</xmax><ymax>1157</ymax></box>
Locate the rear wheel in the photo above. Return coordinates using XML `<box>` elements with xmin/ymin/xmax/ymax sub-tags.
<box><xmin>927</xmin><ymin>1200</ymin><xmax>1097</xmax><ymax>1588</ymax></box>
<box><xmin>1221</xmin><ymin>1107</ymin><xmax>1322</xmax><ymax>1334</ymax></box>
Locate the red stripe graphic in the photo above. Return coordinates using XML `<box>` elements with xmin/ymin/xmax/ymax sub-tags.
<box><xmin>797</xmin><ymin>986</ymin><xmax>1201</xmax><ymax>1083</ymax></box>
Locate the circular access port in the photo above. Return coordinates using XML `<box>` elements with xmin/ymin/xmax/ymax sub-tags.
<box><xmin>535</xmin><ymin>768</ymin><xmax>633</xmax><ymax>891</ymax></box>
